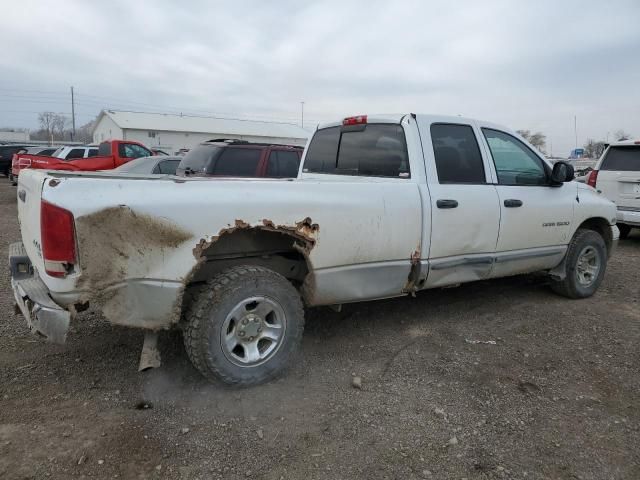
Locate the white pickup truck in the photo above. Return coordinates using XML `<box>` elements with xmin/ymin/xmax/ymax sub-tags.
<box><xmin>10</xmin><ymin>114</ymin><xmax>618</xmax><ymax>386</ymax></box>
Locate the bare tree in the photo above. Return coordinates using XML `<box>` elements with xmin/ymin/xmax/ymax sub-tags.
<box><xmin>38</xmin><ymin>112</ymin><xmax>57</xmax><ymax>141</ymax></box>
<box><xmin>38</xmin><ymin>111</ymin><xmax>69</xmax><ymax>143</ymax></box>
<box><xmin>516</xmin><ymin>129</ymin><xmax>547</xmax><ymax>153</ymax></box>
<box><xmin>613</xmin><ymin>129</ymin><xmax>631</xmax><ymax>141</ymax></box>
<box><xmin>583</xmin><ymin>139</ymin><xmax>606</xmax><ymax>159</ymax></box>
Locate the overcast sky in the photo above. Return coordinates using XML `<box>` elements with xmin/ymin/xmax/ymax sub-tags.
<box><xmin>2</xmin><ymin>0</ymin><xmax>639</xmax><ymax>155</ymax></box>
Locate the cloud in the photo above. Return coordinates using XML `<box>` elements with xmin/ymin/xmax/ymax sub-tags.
<box><xmin>1</xmin><ymin>0</ymin><xmax>639</xmax><ymax>153</ymax></box>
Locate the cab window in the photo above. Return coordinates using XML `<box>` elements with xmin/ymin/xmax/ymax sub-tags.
<box><xmin>482</xmin><ymin>128</ymin><xmax>548</xmax><ymax>186</ymax></box>
<box><xmin>431</xmin><ymin>123</ymin><xmax>486</xmax><ymax>184</ymax></box>
<box><xmin>119</xmin><ymin>143</ymin><xmax>151</xmax><ymax>159</ymax></box>
<box><xmin>304</xmin><ymin>124</ymin><xmax>410</xmax><ymax>178</ymax></box>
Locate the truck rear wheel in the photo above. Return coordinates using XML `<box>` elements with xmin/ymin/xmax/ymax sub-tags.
<box><xmin>183</xmin><ymin>266</ymin><xmax>304</xmax><ymax>386</ymax></box>
<box><xmin>550</xmin><ymin>229</ymin><xmax>607</xmax><ymax>299</ymax></box>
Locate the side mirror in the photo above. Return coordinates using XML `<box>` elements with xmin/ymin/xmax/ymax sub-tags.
<box><xmin>551</xmin><ymin>161</ymin><xmax>575</xmax><ymax>185</ymax></box>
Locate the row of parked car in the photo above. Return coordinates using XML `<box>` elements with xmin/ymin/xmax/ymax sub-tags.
<box><xmin>1</xmin><ymin>138</ymin><xmax>304</xmax><ymax>186</ymax></box>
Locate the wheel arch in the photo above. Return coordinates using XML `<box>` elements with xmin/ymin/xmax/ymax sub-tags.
<box><xmin>181</xmin><ymin>221</ymin><xmax>318</xmax><ymax>319</ymax></box>
<box><xmin>576</xmin><ymin>217</ymin><xmax>613</xmax><ymax>257</ymax></box>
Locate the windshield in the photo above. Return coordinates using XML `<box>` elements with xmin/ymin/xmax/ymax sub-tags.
<box><xmin>600</xmin><ymin>146</ymin><xmax>640</xmax><ymax>171</ymax></box>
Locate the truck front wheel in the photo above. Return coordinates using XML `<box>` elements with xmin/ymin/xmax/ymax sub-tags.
<box><xmin>183</xmin><ymin>266</ymin><xmax>305</xmax><ymax>386</ymax></box>
<box><xmin>550</xmin><ymin>229</ymin><xmax>607</xmax><ymax>299</ymax></box>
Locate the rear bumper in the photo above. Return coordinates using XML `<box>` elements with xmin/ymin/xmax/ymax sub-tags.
<box><xmin>9</xmin><ymin>242</ymin><xmax>70</xmax><ymax>344</ymax></box>
<box><xmin>617</xmin><ymin>208</ymin><xmax>640</xmax><ymax>227</ymax></box>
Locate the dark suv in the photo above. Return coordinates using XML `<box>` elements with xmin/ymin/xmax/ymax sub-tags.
<box><xmin>0</xmin><ymin>144</ymin><xmax>35</xmax><ymax>176</ymax></box>
<box><xmin>176</xmin><ymin>139</ymin><xmax>304</xmax><ymax>178</ymax></box>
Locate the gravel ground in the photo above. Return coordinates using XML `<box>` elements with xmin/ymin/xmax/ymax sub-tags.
<box><xmin>0</xmin><ymin>177</ymin><xmax>638</xmax><ymax>480</ymax></box>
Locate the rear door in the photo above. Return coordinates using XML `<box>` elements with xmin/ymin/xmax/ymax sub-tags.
<box><xmin>415</xmin><ymin>119</ymin><xmax>501</xmax><ymax>287</ymax></box>
<box><xmin>596</xmin><ymin>145</ymin><xmax>640</xmax><ymax>212</ymax></box>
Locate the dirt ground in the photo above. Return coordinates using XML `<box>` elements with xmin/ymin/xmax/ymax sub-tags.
<box><xmin>0</xmin><ymin>178</ymin><xmax>638</xmax><ymax>480</ymax></box>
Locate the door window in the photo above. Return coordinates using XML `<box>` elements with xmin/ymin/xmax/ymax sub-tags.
<box><xmin>209</xmin><ymin>148</ymin><xmax>262</xmax><ymax>176</ymax></box>
<box><xmin>482</xmin><ymin>129</ymin><xmax>548</xmax><ymax>185</ymax></box>
<box><xmin>65</xmin><ymin>148</ymin><xmax>86</xmax><ymax>159</ymax></box>
<box><xmin>266</xmin><ymin>150</ymin><xmax>301</xmax><ymax>178</ymax></box>
<box><xmin>119</xmin><ymin>143</ymin><xmax>152</xmax><ymax>159</ymax></box>
<box><xmin>156</xmin><ymin>159</ymin><xmax>180</xmax><ymax>174</ymax></box>
<box><xmin>431</xmin><ymin>124</ymin><xmax>486</xmax><ymax>184</ymax></box>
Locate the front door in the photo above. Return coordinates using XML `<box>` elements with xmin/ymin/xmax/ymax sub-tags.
<box><xmin>478</xmin><ymin>127</ymin><xmax>576</xmax><ymax>277</ymax></box>
<box><xmin>417</xmin><ymin>120</ymin><xmax>501</xmax><ymax>287</ymax></box>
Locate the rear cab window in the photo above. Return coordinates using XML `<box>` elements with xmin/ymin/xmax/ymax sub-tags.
<box><xmin>600</xmin><ymin>146</ymin><xmax>640</xmax><ymax>171</ymax></box>
<box><xmin>303</xmin><ymin>123</ymin><xmax>410</xmax><ymax>178</ymax></box>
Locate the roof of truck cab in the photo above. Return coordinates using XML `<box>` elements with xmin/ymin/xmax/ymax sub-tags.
<box><xmin>609</xmin><ymin>139</ymin><xmax>640</xmax><ymax>146</ymax></box>
<box><xmin>316</xmin><ymin>114</ymin><xmax>510</xmax><ymax>132</ymax></box>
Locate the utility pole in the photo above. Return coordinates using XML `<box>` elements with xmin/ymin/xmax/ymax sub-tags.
<box><xmin>70</xmin><ymin>86</ymin><xmax>76</xmax><ymax>141</ymax></box>
<box><xmin>574</xmin><ymin>115</ymin><xmax>577</xmax><ymax>150</ymax></box>
<box><xmin>300</xmin><ymin>101</ymin><xmax>305</xmax><ymax>129</ymax></box>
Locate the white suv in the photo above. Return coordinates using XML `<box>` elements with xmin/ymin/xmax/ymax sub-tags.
<box><xmin>587</xmin><ymin>140</ymin><xmax>640</xmax><ymax>238</ymax></box>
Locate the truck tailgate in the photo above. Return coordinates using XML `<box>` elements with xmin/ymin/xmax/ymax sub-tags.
<box><xmin>16</xmin><ymin>169</ymin><xmax>48</xmax><ymax>275</ymax></box>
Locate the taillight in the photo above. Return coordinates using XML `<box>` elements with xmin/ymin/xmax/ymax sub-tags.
<box><xmin>41</xmin><ymin>200</ymin><xmax>76</xmax><ymax>277</ymax></box>
<box><xmin>18</xmin><ymin>157</ymin><xmax>32</xmax><ymax>168</ymax></box>
<box><xmin>343</xmin><ymin>115</ymin><xmax>367</xmax><ymax>126</ymax></box>
<box><xmin>586</xmin><ymin>170</ymin><xmax>599</xmax><ymax>188</ymax></box>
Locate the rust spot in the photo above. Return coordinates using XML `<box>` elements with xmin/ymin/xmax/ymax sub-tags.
<box><xmin>404</xmin><ymin>247</ymin><xmax>422</xmax><ymax>296</ymax></box>
<box><xmin>190</xmin><ymin>218</ymin><xmax>320</xmax><ymax>305</ymax></box>
<box><xmin>193</xmin><ymin>217</ymin><xmax>319</xmax><ymax>259</ymax></box>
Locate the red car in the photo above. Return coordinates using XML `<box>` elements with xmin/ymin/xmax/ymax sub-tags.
<box><xmin>11</xmin><ymin>139</ymin><xmax>152</xmax><ymax>182</ymax></box>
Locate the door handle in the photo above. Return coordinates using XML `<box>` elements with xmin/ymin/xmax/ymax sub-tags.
<box><xmin>504</xmin><ymin>199</ymin><xmax>523</xmax><ymax>208</ymax></box>
<box><xmin>436</xmin><ymin>199</ymin><xmax>458</xmax><ymax>209</ymax></box>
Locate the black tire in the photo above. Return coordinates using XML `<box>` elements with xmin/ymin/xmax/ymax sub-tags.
<box><xmin>618</xmin><ymin>224</ymin><xmax>631</xmax><ymax>240</ymax></box>
<box><xmin>183</xmin><ymin>265</ymin><xmax>304</xmax><ymax>386</ymax></box>
<box><xmin>550</xmin><ymin>229</ymin><xmax>607</xmax><ymax>299</ymax></box>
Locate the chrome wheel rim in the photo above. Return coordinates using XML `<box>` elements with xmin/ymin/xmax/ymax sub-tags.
<box><xmin>575</xmin><ymin>246</ymin><xmax>600</xmax><ymax>287</ymax></box>
<box><xmin>220</xmin><ymin>296</ymin><xmax>286</xmax><ymax>367</ymax></box>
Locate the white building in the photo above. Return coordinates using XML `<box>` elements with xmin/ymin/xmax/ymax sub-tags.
<box><xmin>92</xmin><ymin>110</ymin><xmax>310</xmax><ymax>153</ymax></box>
<box><xmin>0</xmin><ymin>130</ymin><xmax>30</xmax><ymax>143</ymax></box>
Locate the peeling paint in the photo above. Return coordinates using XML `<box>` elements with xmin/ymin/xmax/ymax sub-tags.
<box><xmin>74</xmin><ymin>206</ymin><xmax>193</xmax><ymax>328</ymax></box>
<box><xmin>404</xmin><ymin>247</ymin><xmax>422</xmax><ymax>295</ymax></box>
<box><xmin>193</xmin><ymin>217</ymin><xmax>319</xmax><ymax>259</ymax></box>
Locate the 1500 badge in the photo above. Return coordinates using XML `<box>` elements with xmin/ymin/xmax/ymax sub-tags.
<box><xmin>542</xmin><ymin>221</ymin><xmax>570</xmax><ymax>227</ymax></box>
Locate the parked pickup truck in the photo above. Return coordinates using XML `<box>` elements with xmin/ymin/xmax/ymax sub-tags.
<box><xmin>11</xmin><ymin>139</ymin><xmax>152</xmax><ymax>181</ymax></box>
<box><xmin>9</xmin><ymin>114</ymin><xmax>618</xmax><ymax>386</ymax></box>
